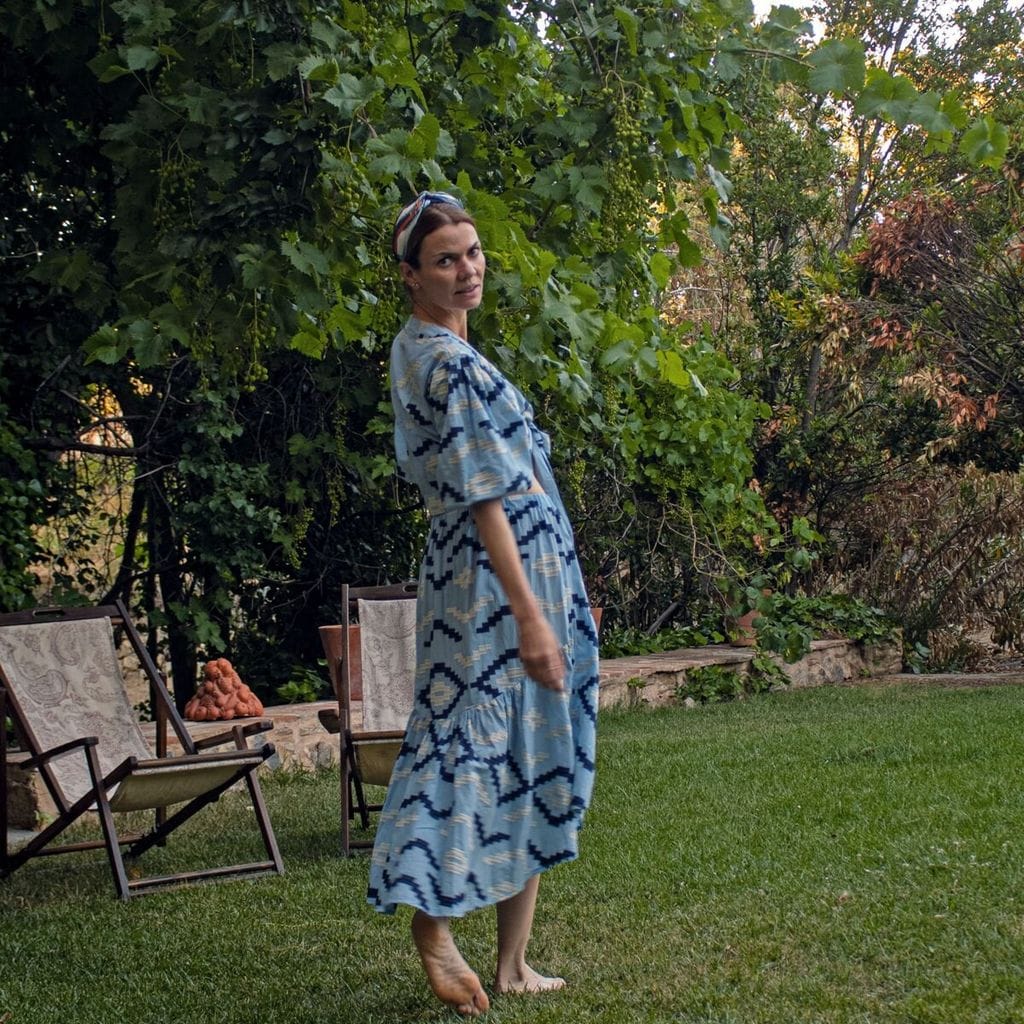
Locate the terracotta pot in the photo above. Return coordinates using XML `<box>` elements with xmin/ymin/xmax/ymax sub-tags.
<box><xmin>318</xmin><ymin>624</ymin><xmax>362</xmax><ymax>702</ymax></box>
<box><xmin>729</xmin><ymin>588</ymin><xmax>771</xmax><ymax>647</ymax></box>
<box><xmin>729</xmin><ymin>610</ymin><xmax>758</xmax><ymax>647</ymax></box>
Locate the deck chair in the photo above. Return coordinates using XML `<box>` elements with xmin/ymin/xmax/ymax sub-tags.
<box><xmin>318</xmin><ymin>582</ymin><xmax>417</xmax><ymax>855</ymax></box>
<box><xmin>0</xmin><ymin>602</ymin><xmax>284</xmax><ymax>900</ymax></box>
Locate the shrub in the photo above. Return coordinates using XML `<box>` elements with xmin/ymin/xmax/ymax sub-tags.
<box><xmin>679</xmin><ymin>664</ymin><xmax>746</xmax><ymax>704</ymax></box>
<box><xmin>275</xmin><ymin>665</ymin><xmax>329</xmax><ymax>704</ymax></box>
<box><xmin>678</xmin><ymin>654</ymin><xmax>789</xmax><ymax>705</ymax></box>
<box><xmin>754</xmin><ymin>592</ymin><xmax>898</xmax><ymax>663</ymax></box>
<box><xmin>828</xmin><ymin>465</ymin><xmax>1024</xmax><ymax>662</ymax></box>
<box><xmin>599</xmin><ymin>621</ymin><xmax>725</xmax><ymax>659</ymax></box>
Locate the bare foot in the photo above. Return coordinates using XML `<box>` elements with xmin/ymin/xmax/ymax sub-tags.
<box><xmin>411</xmin><ymin>911</ymin><xmax>490</xmax><ymax>1018</ymax></box>
<box><xmin>495</xmin><ymin>963</ymin><xmax>566</xmax><ymax>995</ymax></box>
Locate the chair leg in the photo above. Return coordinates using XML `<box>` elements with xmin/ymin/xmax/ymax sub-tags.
<box><xmin>229</xmin><ymin>728</ymin><xmax>284</xmax><ymax>874</ymax></box>
<box><xmin>344</xmin><ymin>731</ymin><xmax>371</xmax><ymax>829</ymax></box>
<box><xmin>86</xmin><ymin>745</ymin><xmax>132</xmax><ymax>901</ymax></box>
<box><xmin>154</xmin><ymin>695</ymin><xmax>168</xmax><ymax>845</ymax></box>
<box><xmin>337</xmin><ymin>729</ymin><xmax>354</xmax><ymax>856</ymax></box>
<box><xmin>351</xmin><ymin>770</ymin><xmax>371</xmax><ymax>830</ymax></box>
<box><xmin>339</xmin><ymin>731</ymin><xmax>373</xmax><ymax>855</ymax></box>
<box><xmin>340</xmin><ymin>733</ymin><xmax>352</xmax><ymax>857</ymax></box>
<box><xmin>241</xmin><ymin>770</ymin><xmax>284</xmax><ymax>875</ymax></box>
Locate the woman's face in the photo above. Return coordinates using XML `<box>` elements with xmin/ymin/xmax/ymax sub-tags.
<box><xmin>402</xmin><ymin>222</ymin><xmax>486</xmax><ymax>313</ymax></box>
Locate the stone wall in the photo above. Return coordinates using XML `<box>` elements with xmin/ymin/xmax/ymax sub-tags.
<box><xmin>154</xmin><ymin>638</ymin><xmax>904</xmax><ymax>768</ymax></box>
<box><xmin>6</xmin><ymin>753</ymin><xmax>58</xmax><ymax>830</ymax></box>
<box><xmin>598</xmin><ymin>638</ymin><xmax>903</xmax><ymax>709</ymax></box>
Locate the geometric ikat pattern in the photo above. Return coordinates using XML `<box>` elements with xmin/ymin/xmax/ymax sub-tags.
<box><xmin>367</xmin><ymin>319</ymin><xmax>598</xmax><ymax>917</ymax></box>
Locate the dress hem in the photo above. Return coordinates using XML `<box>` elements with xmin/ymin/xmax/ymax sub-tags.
<box><xmin>366</xmin><ymin>853</ymin><xmax>577</xmax><ymax>918</ymax></box>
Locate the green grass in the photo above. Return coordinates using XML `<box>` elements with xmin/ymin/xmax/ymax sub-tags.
<box><xmin>4</xmin><ymin>682</ymin><xmax>1024</xmax><ymax>1023</ymax></box>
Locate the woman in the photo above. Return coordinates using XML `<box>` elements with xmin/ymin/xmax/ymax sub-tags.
<box><xmin>367</xmin><ymin>191</ymin><xmax>599</xmax><ymax>1018</ymax></box>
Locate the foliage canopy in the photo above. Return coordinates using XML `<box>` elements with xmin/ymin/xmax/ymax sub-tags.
<box><xmin>1</xmin><ymin>0</ymin><xmax>1017</xmax><ymax>695</ymax></box>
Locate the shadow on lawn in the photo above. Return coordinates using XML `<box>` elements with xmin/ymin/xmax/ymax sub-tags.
<box><xmin>0</xmin><ymin>768</ymin><xmax>374</xmax><ymax>905</ymax></box>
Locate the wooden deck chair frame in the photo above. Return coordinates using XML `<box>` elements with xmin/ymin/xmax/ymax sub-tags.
<box><xmin>0</xmin><ymin>602</ymin><xmax>284</xmax><ymax>900</ymax></box>
<box><xmin>318</xmin><ymin>581</ymin><xmax>417</xmax><ymax>856</ymax></box>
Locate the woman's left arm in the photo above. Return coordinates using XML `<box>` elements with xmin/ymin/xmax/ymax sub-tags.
<box><xmin>471</xmin><ymin>498</ymin><xmax>565</xmax><ymax>692</ymax></box>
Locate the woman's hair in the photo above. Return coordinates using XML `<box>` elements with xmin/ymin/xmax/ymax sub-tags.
<box><xmin>402</xmin><ymin>204</ymin><xmax>476</xmax><ymax>268</ymax></box>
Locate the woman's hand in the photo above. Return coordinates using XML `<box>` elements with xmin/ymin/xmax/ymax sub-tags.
<box><xmin>517</xmin><ymin>614</ymin><xmax>565</xmax><ymax>692</ymax></box>
<box><xmin>470</xmin><ymin>498</ymin><xmax>565</xmax><ymax>692</ymax></box>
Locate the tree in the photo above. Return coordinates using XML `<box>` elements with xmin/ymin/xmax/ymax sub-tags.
<box><xmin>1</xmin><ymin>0</ymin><xmax>1008</xmax><ymax>697</ymax></box>
<box><xmin>704</xmin><ymin>0</ymin><xmax>1020</xmax><ymax>498</ymax></box>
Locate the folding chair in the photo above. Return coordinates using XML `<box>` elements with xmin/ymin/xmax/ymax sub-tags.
<box><xmin>318</xmin><ymin>582</ymin><xmax>417</xmax><ymax>855</ymax></box>
<box><xmin>0</xmin><ymin>602</ymin><xmax>284</xmax><ymax>900</ymax></box>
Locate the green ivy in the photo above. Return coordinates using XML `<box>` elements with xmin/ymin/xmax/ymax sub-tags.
<box><xmin>275</xmin><ymin>664</ymin><xmax>329</xmax><ymax>705</ymax></box>
<box><xmin>678</xmin><ymin>663</ymin><xmax>746</xmax><ymax>704</ymax></box>
<box><xmin>753</xmin><ymin>593</ymin><xmax>899</xmax><ymax>664</ymax></box>
<box><xmin>600</xmin><ymin>621</ymin><xmax>725</xmax><ymax>659</ymax></box>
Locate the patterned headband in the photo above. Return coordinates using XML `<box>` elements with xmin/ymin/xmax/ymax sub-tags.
<box><xmin>392</xmin><ymin>190</ymin><xmax>465</xmax><ymax>262</ymax></box>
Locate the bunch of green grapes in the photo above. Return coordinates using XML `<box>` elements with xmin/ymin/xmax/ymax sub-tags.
<box><xmin>565</xmin><ymin>458</ymin><xmax>587</xmax><ymax>505</ymax></box>
<box><xmin>153</xmin><ymin>51</ymin><xmax>183</xmax><ymax>96</ymax></box>
<box><xmin>344</xmin><ymin>0</ymin><xmax>402</xmax><ymax>62</ymax></box>
<box><xmin>286</xmin><ymin>507</ymin><xmax>313</xmax><ymax>568</ymax></box>
<box><xmin>611</xmin><ymin>96</ymin><xmax>646</xmax><ymax>161</ymax></box>
<box><xmin>498</xmin><ymin>310</ymin><xmax>527</xmax><ymax>349</ymax></box>
<box><xmin>601</xmin><ymin>374</ymin><xmax>623</xmax><ymax>419</ymax></box>
<box><xmin>595</xmin><ymin>84</ymin><xmax>646</xmax><ymax>157</ymax></box>
<box><xmin>336</xmin><ymin>174</ymin><xmax>362</xmax><ymax>212</ymax></box>
<box><xmin>154</xmin><ymin>157</ymin><xmax>199</xmax><ymax>233</ymax></box>
<box><xmin>355</xmin><ymin>15</ymin><xmax>387</xmax><ymax>54</ymax></box>
<box><xmin>326</xmin><ymin>469</ymin><xmax>348</xmax><ymax>520</ymax></box>
<box><xmin>601</xmin><ymin>160</ymin><xmax>650</xmax><ymax>241</ymax></box>
<box><xmin>371</xmin><ymin>297</ymin><xmax>401</xmax><ymax>338</ymax></box>
<box><xmin>241</xmin><ymin>308</ymin><xmax>275</xmax><ymax>389</ymax></box>
<box><xmin>366</xmin><ymin>254</ymin><xmax>403</xmax><ymax>337</ymax></box>
<box><xmin>189</xmin><ymin>323</ymin><xmax>214</xmax><ymax>363</ymax></box>
<box><xmin>417</xmin><ymin>25</ymin><xmax>459</xmax><ymax>93</ymax></box>
<box><xmin>598</xmin><ymin>90</ymin><xmax>652</xmax><ymax>241</ymax></box>
<box><xmin>332</xmin><ymin>160</ymin><xmax>368</xmax><ymax>222</ymax></box>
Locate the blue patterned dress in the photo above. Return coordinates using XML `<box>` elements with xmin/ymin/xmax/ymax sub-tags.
<box><xmin>366</xmin><ymin>317</ymin><xmax>599</xmax><ymax>917</ymax></box>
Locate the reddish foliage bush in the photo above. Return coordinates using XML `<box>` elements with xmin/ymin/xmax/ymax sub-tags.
<box><xmin>828</xmin><ymin>465</ymin><xmax>1024</xmax><ymax>655</ymax></box>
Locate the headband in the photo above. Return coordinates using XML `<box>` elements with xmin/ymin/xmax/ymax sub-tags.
<box><xmin>392</xmin><ymin>190</ymin><xmax>465</xmax><ymax>262</ymax></box>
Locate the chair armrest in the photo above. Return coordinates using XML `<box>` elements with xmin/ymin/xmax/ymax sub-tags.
<box><xmin>192</xmin><ymin>719</ymin><xmax>273</xmax><ymax>751</ymax></box>
<box><xmin>350</xmin><ymin>729</ymin><xmax>406</xmax><ymax>741</ymax></box>
<box><xmin>21</xmin><ymin>734</ymin><xmax>98</xmax><ymax>770</ymax></box>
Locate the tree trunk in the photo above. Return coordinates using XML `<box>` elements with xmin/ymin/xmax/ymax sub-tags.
<box><xmin>148</xmin><ymin>488</ymin><xmax>196</xmax><ymax>716</ymax></box>
<box><xmin>801</xmin><ymin>342</ymin><xmax>823</xmax><ymax>435</ymax></box>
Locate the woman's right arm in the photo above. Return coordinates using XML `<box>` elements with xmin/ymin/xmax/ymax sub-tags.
<box><xmin>471</xmin><ymin>497</ymin><xmax>565</xmax><ymax>692</ymax></box>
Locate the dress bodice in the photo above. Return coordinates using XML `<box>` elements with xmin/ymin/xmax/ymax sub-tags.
<box><xmin>390</xmin><ymin>317</ymin><xmax>562</xmax><ymax>516</ymax></box>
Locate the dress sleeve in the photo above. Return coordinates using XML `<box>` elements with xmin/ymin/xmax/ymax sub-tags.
<box><xmin>426</xmin><ymin>350</ymin><xmax>536</xmax><ymax>507</ymax></box>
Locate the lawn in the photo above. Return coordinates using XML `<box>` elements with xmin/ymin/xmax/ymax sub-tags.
<box><xmin>3</xmin><ymin>681</ymin><xmax>1024</xmax><ymax>1023</ymax></box>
